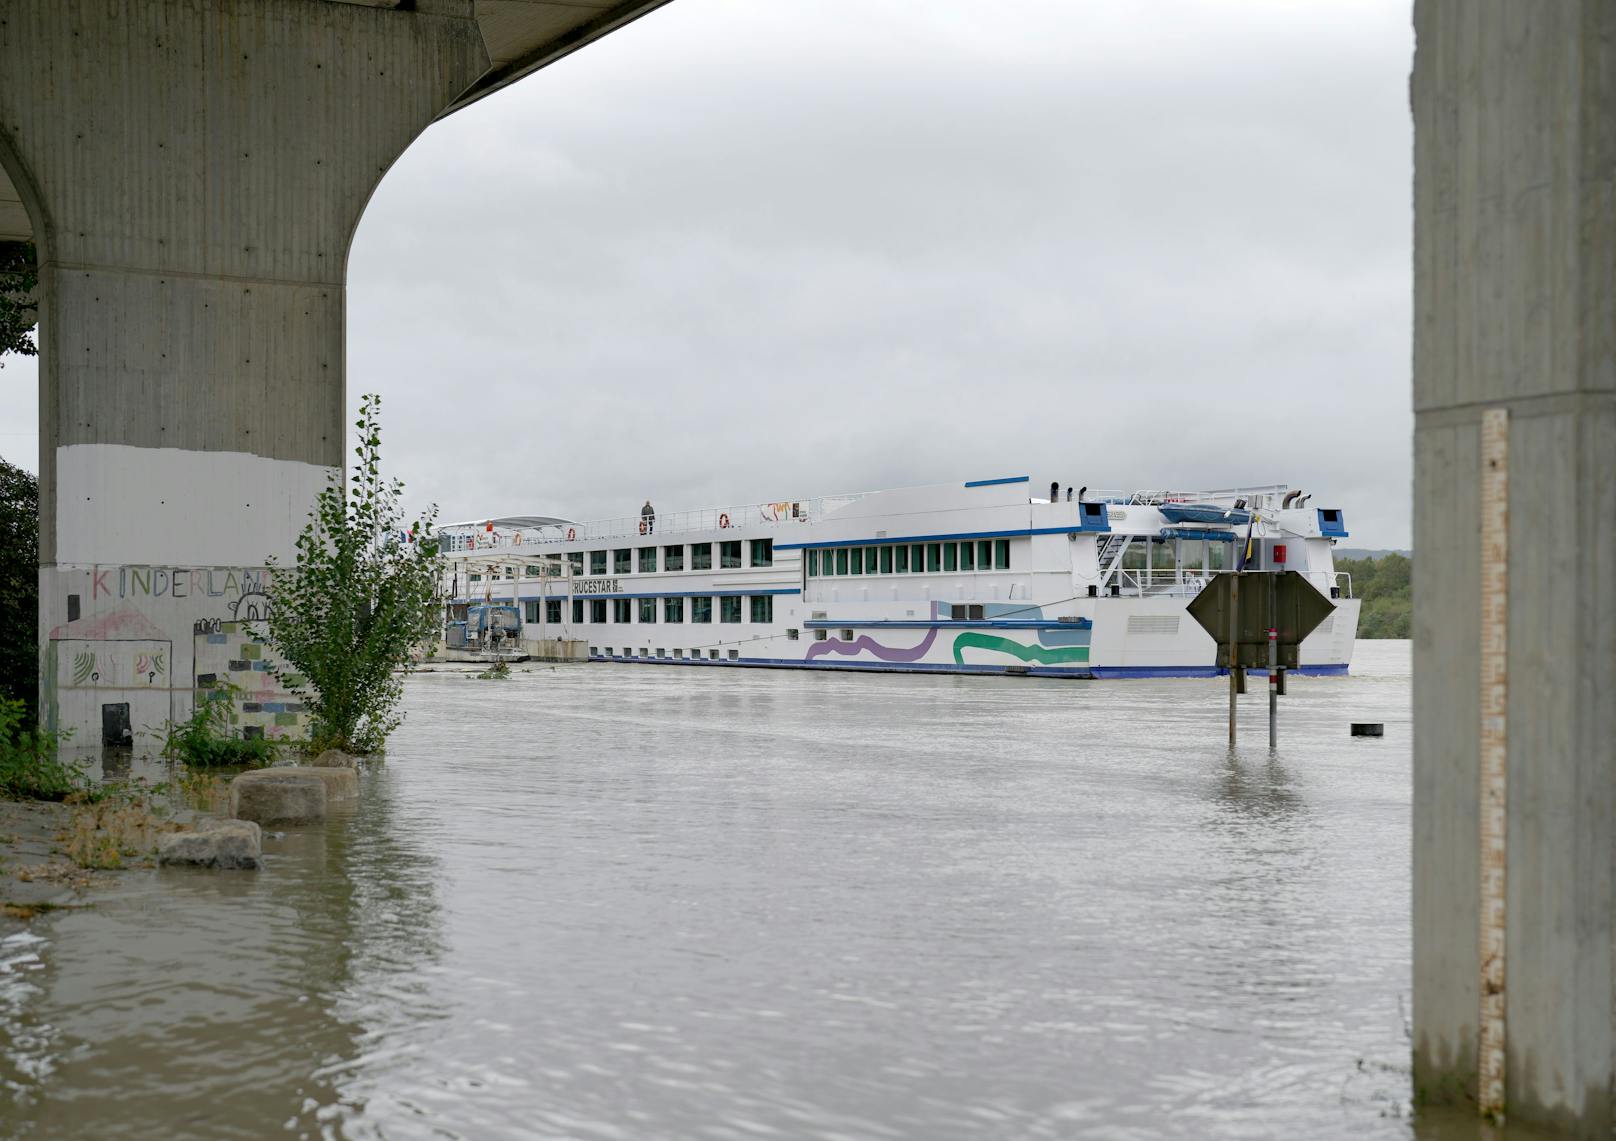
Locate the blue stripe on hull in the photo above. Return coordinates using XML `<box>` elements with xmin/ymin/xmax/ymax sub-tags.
<box><xmin>585</xmin><ymin>656</ymin><xmax>1353</xmax><ymax>679</ymax></box>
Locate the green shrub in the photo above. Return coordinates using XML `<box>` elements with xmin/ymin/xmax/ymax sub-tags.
<box><xmin>0</xmin><ymin>697</ymin><xmax>81</xmax><ymax>800</ymax></box>
<box><xmin>162</xmin><ymin>688</ymin><xmax>277</xmax><ymax>769</ymax></box>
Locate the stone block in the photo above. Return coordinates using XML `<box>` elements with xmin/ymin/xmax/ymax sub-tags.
<box><xmin>229</xmin><ymin>769</ymin><xmax>326</xmax><ymax>825</ymax></box>
<box><xmin>277</xmin><ymin>764</ymin><xmax>358</xmax><ymax>801</ymax></box>
<box><xmin>311</xmin><ymin>748</ymin><xmax>357</xmax><ymax>769</ymax></box>
<box><xmin>157</xmin><ymin>818</ymin><xmax>261</xmax><ymax>869</ymax></box>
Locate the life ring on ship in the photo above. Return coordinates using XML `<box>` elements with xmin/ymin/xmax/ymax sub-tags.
<box><xmin>719</xmin><ymin>512</ymin><xmax>731</xmax><ymax>528</ymax></box>
<box><xmin>638</xmin><ymin>519</ymin><xmax>648</xmax><ymax>535</ymax></box>
<box><xmin>566</xmin><ymin>527</ymin><xmax>576</xmax><ymax>540</ymax></box>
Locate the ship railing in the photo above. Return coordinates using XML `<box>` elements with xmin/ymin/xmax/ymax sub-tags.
<box><xmin>1111</xmin><ymin>568</ymin><xmax>1214</xmax><ymax>597</ymax></box>
<box><xmin>443</xmin><ymin>498</ymin><xmax>849</xmax><ymax>548</ymax></box>
<box><xmin>1079</xmin><ymin>485</ymin><xmax>1289</xmax><ymax>510</ymax></box>
<box><xmin>1331</xmin><ymin>570</ymin><xmax>1353</xmax><ymax>599</ymax></box>
<box><xmin>571</xmin><ymin>500</ymin><xmax>817</xmax><ymax>542</ymax></box>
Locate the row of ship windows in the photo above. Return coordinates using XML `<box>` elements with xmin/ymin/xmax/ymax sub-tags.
<box><xmin>470</xmin><ymin>540</ymin><xmax>774</xmax><ymax>581</ymax></box>
<box><xmin>808</xmin><ymin>539</ymin><xmax>1011</xmax><ymax>577</ymax></box>
<box><xmin>525</xmin><ymin>595</ymin><xmax>776</xmax><ymax>625</ymax></box>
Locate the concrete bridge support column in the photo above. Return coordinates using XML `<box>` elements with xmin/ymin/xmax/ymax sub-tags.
<box><xmin>0</xmin><ymin>1</ymin><xmax>486</xmax><ymax>743</ymax></box>
<box><xmin>1413</xmin><ymin>2</ymin><xmax>1616</xmax><ymax>1130</ymax></box>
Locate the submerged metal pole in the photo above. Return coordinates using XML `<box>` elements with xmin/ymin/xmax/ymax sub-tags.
<box><xmin>1478</xmin><ymin>408</ymin><xmax>1510</xmax><ymax>1120</ymax></box>
<box><xmin>1267</xmin><ymin>625</ymin><xmax>1278</xmax><ymax>748</ymax></box>
<box><xmin>1228</xmin><ymin>573</ymin><xmax>1239</xmax><ymax>747</ymax></box>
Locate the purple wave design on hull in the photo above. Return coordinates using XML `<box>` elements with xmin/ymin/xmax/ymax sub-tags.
<box><xmin>804</xmin><ymin>626</ymin><xmax>939</xmax><ymax>663</ymax></box>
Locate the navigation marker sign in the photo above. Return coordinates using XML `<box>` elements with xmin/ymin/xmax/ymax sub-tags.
<box><xmin>1187</xmin><ymin>571</ymin><xmax>1335</xmax><ymax>745</ymax></box>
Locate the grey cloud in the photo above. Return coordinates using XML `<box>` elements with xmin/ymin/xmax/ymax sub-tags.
<box><xmin>6</xmin><ymin>0</ymin><xmax>1415</xmax><ymax>550</ymax></box>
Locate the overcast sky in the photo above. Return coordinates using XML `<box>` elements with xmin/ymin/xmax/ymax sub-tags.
<box><xmin>1</xmin><ymin>0</ymin><xmax>1414</xmax><ymax>548</ymax></box>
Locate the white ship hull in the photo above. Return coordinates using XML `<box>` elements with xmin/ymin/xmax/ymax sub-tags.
<box><xmin>444</xmin><ymin>478</ymin><xmax>1360</xmax><ymax>679</ymax></box>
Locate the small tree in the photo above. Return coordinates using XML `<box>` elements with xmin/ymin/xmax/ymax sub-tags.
<box><xmin>265</xmin><ymin>394</ymin><xmax>441</xmax><ymax>754</ymax></box>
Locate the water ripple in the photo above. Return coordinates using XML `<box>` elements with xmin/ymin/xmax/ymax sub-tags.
<box><xmin>0</xmin><ymin>645</ymin><xmax>1446</xmax><ymax>1139</ymax></box>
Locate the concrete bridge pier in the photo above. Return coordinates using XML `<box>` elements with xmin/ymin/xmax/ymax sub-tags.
<box><xmin>0</xmin><ymin>2</ymin><xmax>488</xmax><ymax>742</ymax></box>
<box><xmin>1412</xmin><ymin>1</ymin><xmax>1616</xmax><ymax>1131</ymax></box>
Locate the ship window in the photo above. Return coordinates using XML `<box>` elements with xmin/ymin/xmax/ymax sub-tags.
<box><xmin>470</xmin><ymin>573</ymin><xmax>483</xmax><ymax>582</ymax></box>
<box><xmin>787</xmin><ymin>628</ymin><xmax>799</xmax><ymax>640</ymax></box>
<box><xmin>815</xmin><ymin>629</ymin><xmax>828</xmax><ymax>641</ymax></box>
<box><xmin>835</xmin><ymin>549</ymin><xmax>849</xmax><ymax>575</ymax></box>
<box><xmin>664</xmin><ymin>597</ymin><xmax>684</xmax><ymax>623</ymax></box>
<box><xmin>944</xmin><ymin>543</ymin><xmax>958</xmax><ymax>572</ymax></box>
<box><xmin>656</xmin><ymin>647</ymin><xmax>666</xmax><ymax>659</ymax></box>
<box><xmin>692</xmin><ymin>597</ymin><xmax>713</xmax><ymax>623</ymax></box>
<box><xmin>750</xmin><ymin>539</ymin><xmax>773</xmax><ymax>567</ymax></box>
<box><xmin>926</xmin><ymin>543</ymin><xmax>941</xmax><ymax>572</ymax></box>
<box><xmin>691</xmin><ymin>543</ymin><xmax>712</xmax><ymax>570</ymax></box>
<box><xmin>911</xmin><ymin>543</ymin><xmax>925</xmax><ymax>571</ymax></box>
<box><xmin>638</xmin><ymin>598</ymin><xmax>657</xmax><ymax>623</ymax></box>
<box><xmin>573</xmin><ymin>599</ymin><xmax>585</xmax><ymax>623</ymax></box>
<box><xmin>840</xmin><ymin>629</ymin><xmax>854</xmax><ymax>641</ymax></box>
<box><xmin>995</xmin><ymin>539</ymin><xmax>1011</xmax><ymax>569</ymax></box>
<box><xmin>709</xmin><ymin>649</ymin><xmax>720</xmax><ymax>660</ymax></box>
<box><xmin>750</xmin><ymin>596</ymin><xmax>774</xmax><ymax>623</ymax></box>
<box><xmin>590</xmin><ymin>550</ymin><xmax>607</xmax><ymax>575</ymax></box>
<box><xmin>589</xmin><ymin>646</ymin><xmax>598</xmax><ymax>656</ymax></box>
<box><xmin>546</xmin><ymin>600</ymin><xmax>563</xmax><ymax>624</ymax></box>
<box><xmin>613</xmin><ymin>599</ymin><xmax>633</xmax><ymax>623</ymax></box>
<box><xmin>850</xmin><ymin>547</ymin><xmax>864</xmax><ymax>575</ymax></box>
<box><xmin>524</xmin><ymin>601</ymin><xmax>540</xmax><ymax>623</ymax></box>
<box><xmin>673</xmin><ymin>648</ymin><xmax>684</xmax><ymax>659</ymax></box>
<box><xmin>728</xmin><ymin>648</ymin><xmax>740</xmax><ymax>660</ymax></box>
<box><xmin>568</xmin><ymin>551</ymin><xmax>584</xmax><ymax>575</ymax></box>
<box><xmin>613</xmin><ymin>548</ymin><xmax>631</xmax><ymax>574</ymax></box>
<box><xmin>807</xmin><ymin>550</ymin><xmax>818</xmax><ymax>577</ymax></box>
<box><xmin>880</xmin><ymin>546</ymin><xmax>893</xmax><ymax>574</ymax></box>
<box><xmin>604</xmin><ymin>647</ymin><xmax>612</xmax><ymax>657</ymax></box>
<box><xmin>505</xmin><ymin>566</ymin><xmax>515</xmax><ymax>580</ymax></box>
<box><xmin>524</xmin><ymin>564</ymin><xmax>540</xmax><ymax>578</ymax></box>
<box><xmin>590</xmin><ymin>599</ymin><xmax>607</xmax><ymax>623</ymax></box>
<box><xmin>720</xmin><ymin>595</ymin><xmax>743</xmax><ymax>623</ymax></box>
<box><xmin>638</xmin><ymin>547</ymin><xmax>657</xmax><ymax>573</ymax></box>
<box><xmin>894</xmin><ymin>545</ymin><xmax>909</xmax><ymax>573</ymax></box>
<box><xmin>663</xmin><ymin>544</ymin><xmax>683</xmax><ymax>571</ymax></box>
<box><xmin>720</xmin><ymin>541</ymin><xmax>742</xmax><ymax>569</ymax></box>
<box><xmin>959</xmin><ymin>542</ymin><xmax>974</xmax><ymax>571</ymax></box>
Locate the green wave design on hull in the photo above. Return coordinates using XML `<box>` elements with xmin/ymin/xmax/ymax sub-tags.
<box><xmin>950</xmin><ymin>632</ymin><xmax>1091</xmax><ymax>666</ymax></box>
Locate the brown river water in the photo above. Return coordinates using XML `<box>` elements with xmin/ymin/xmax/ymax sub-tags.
<box><xmin>0</xmin><ymin>643</ymin><xmax>1548</xmax><ymax>1139</ymax></box>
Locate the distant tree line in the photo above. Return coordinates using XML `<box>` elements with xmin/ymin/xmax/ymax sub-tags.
<box><xmin>1337</xmin><ymin>552</ymin><xmax>1411</xmax><ymax>639</ymax></box>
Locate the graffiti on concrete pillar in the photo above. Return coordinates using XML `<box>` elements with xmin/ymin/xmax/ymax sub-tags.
<box><xmin>45</xmin><ymin>563</ymin><xmax>304</xmax><ymax>744</ymax></box>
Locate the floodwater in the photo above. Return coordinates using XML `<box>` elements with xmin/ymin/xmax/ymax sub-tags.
<box><xmin>0</xmin><ymin>642</ymin><xmax>1525</xmax><ymax>1139</ymax></box>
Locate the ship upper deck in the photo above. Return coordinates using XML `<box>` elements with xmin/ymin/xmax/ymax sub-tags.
<box><xmin>440</xmin><ymin>480</ymin><xmax>1312</xmax><ymax>553</ymax></box>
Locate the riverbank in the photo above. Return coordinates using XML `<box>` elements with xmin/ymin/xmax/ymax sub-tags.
<box><xmin>0</xmin><ymin>798</ymin><xmax>98</xmax><ymax>932</ymax></box>
<box><xmin>0</xmin><ymin>786</ymin><xmax>212</xmax><ymax>937</ymax></box>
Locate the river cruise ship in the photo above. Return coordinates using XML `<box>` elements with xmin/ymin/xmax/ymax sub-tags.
<box><xmin>441</xmin><ymin>477</ymin><xmax>1359</xmax><ymax>678</ymax></box>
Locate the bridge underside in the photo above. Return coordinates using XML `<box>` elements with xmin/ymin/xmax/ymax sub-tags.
<box><xmin>0</xmin><ymin>0</ymin><xmax>666</xmax><ymax>745</ymax></box>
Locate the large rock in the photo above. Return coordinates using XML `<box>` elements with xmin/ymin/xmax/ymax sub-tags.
<box><xmin>281</xmin><ymin>764</ymin><xmax>358</xmax><ymax>802</ymax></box>
<box><xmin>229</xmin><ymin>769</ymin><xmax>327</xmax><ymax>825</ymax></box>
<box><xmin>157</xmin><ymin>818</ymin><xmax>262</xmax><ymax>869</ymax></box>
<box><xmin>311</xmin><ymin>748</ymin><xmax>357</xmax><ymax>769</ymax></box>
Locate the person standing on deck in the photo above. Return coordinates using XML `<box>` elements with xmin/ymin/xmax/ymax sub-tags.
<box><xmin>641</xmin><ymin>500</ymin><xmax>656</xmax><ymax>535</ymax></box>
